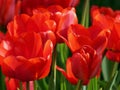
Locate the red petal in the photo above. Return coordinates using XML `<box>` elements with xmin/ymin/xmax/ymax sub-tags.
<box><xmin>7</xmin><ymin>14</ymin><xmax>30</xmax><ymax>37</ymax></box>
<box><xmin>57</xmin><ymin>8</ymin><xmax>78</xmax><ymax>43</ymax></box>
<box><xmin>67</xmin><ymin>25</ymin><xmax>91</xmax><ymax>52</ymax></box>
<box><xmin>71</xmin><ymin>53</ymin><xmax>89</xmax><ymax>85</ymax></box>
<box><xmin>92</xmin><ymin>29</ymin><xmax>110</xmax><ymax>54</ymax></box>
<box><xmin>2</xmin><ymin>55</ymin><xmax>51</xmax><ymax>81</ymax></box>
<box><xmin>106</xmin><ymin>51</ymin><xmax>120</xmax><ymax>62</ymax></box>
<box><xmin>43</xmin><ymin>40</ymin><xmax>53</xmax><ymax>59</ymax></box>
<box><xmin>68</xmin><ymin>29</ymin><xmax>81</xmax><ymax>52</ymax></box>
<box><xmin>66</xmin><ymin>58</ymin><xmax>78</xmax><ymax>84</ymax></box>
<box><xmin>5</xmin><ymin>77</ymin><xmax>19</xmax><ymax>90</ymax></box>
<box><xmin>56</xmin><ymin>58</ymin><xmax>78</xmax><ymax>85</ymax></box>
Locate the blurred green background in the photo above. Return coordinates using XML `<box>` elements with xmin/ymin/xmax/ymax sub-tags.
<box><xmin>76</xmin><ymin>0</ymin><xmax>120</xmax><ymax>23</ymax></box>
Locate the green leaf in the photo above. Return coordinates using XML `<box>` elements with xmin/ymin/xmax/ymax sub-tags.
<box><xmin>0</xmin><ymin>68</ymin><xmax>6</xmax><ymax>90</ymax></box>
<box><xmin>37</xmin><ymin>79</ymin><xmax>48</xmax><ymax>90</ymax></box>
<box><xmin>104</xmin><ymin>71</ymin><xmax>118</xmax><ymax>90</ymax></box>
<box><xmin>81</xmin><ymin>0</ymin><xmax>90</xmax><ymax>27</ymax></box>
<box><xmin>115</xmin><ymin>67</ymin><xmax>120</xmax><ymax>86</ymax></box>
<box><xmin>87</xmin><ymin>77</ymin><xmax>98</xmax><ymax>90</ymax></box>
<box><xmin>102</xmin><ymin>57</ymin><xmax>115</xmax><ymax>81</ymax></box>
<box><xmin>48</xmin><ymin>46</ymin><xmax>57</xmax><ymax>90</ymax></box>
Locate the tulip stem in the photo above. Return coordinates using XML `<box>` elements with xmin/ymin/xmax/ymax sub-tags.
<box><xmin>48</xmin><ymin>47</ymin><xmax>57</xmax><ymax>90</ymax></box>
<box><xmin>53</xmin><ymin>51</ymin><xmax>56</xmax><ymax>90</ymax></box>
<box><xmin>0</xmin><ymin>68</ymin><xmax>5</xmax><ymax>90</ymax></box>
<box><xmin>34</xmin><ymin>80</ymin><xmax>38</xmax><ymax>90</ymax></box>
<box><xmin>82</xmin><ymin>86</ymin><xmax>87</xmax><ymax>90</ymax></box>
<box><xmin>92</xmin><ymin>77</ymin><xmax>98</xmax><ymax>90</ymax></box>
<box><xmin>111</xmin><ymin>62</ymin><xmax>119</xmax><ymax>79</ymax></box>
<box><xmin>76</xmin><ymin>80</ymin><xmax>82</xmax><ymax>90</ymax></box>
<box><xmin>26</xmin><ymin>81</ymin><xmax>30</xmax><ymax>90</ymax></box>
<box><xmin>19</xmin><ymin>81</ymin><xmax>23</xmax><ymax>90</ymax></box>
<box><xmin>81</xmin><ymin>0</ymin><xmax>90</xmax><ymax>27</ymax></box>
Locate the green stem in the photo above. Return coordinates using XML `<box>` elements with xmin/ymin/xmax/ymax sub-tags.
<box><xmin>92</xmin><ymin>77</ymin><xmax>98</xmax><ymax>90</ymax></box>
<box><xmin>111</xmin><ymin>62</ymin><xmax>119</xmax><ymax>79</ymax></box>
<box><xmin>19</xmin><ymin>81</ymin><xmax>23</xmax><ymax>90</ymax></box>
<box><xmin>85</xmin><ymin>1</ymin><xmax>90</xmax><ymax>28</ymax></box>
<box><xmin>116</xmin><ymin>67</ymin><xmax>120</xmax><ymax>86</ymax></box>
<box><xmin>87</xmin><ymin>77</ymin><xmax>98</xmax><ymax>90</ymax></box>
<box><xmin>82</xmin><ymin>86</ymin><xmax>87</xmax><ymax>90</ymax></box>
<box><xmin>48</xmin><ymin>47</ymin><xmax>57</xmax><ymax>90</ymax></box>
<box><xmin>60</xmin><ymin>75</ymin><xmax>66</xmax><ymax>90</ymax></box>
<box><xmin>105</xmin><ymin>71</ymin><xmax>118</xmax><ymax>90</ymax></box>
<box><xmin>52</xmin><ymin>50</ymin><xmax>57</xmax><ymax>90</ymax></box>
<box><xmin>81</xmin><ymin>0</ymin><xmax>90</xmax><ymax>27</ymax></box>
<box><xmin>0</xmin><ymin>68</ymin><xmax>5</xmax><ymax>90</ymax></box>
<box><xmin>53</xmin><ymin>57</ymin><xmax>56</xmax><ymax>90</ymax></box>
<box><xmin>34</xmin><ymin>81</ymin><xmax>38</xmax><ymax>90</ymax></box>
<box><xmin>109</xmin><ymin>71</ymin><xmax>118</xmax><ymax>90</ymax></box>
<box><xmin>76</xmin><ymin>80</ymin><xmax>82</xmax><ymax>90</ymax></box>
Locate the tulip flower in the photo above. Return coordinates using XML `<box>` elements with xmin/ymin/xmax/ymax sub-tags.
<box><xmin>32</xmin><ymin>5</ymin><xmax>78</xmax><ymax>43</ymax></box>
<box><xmin>0</xmin><ymin>12</ymin><xmax>55</xmax><ymax>81</ymax></box>
<box><xmin>5</xmin><ymin>77</ymin><xmax>20</xmax><ymax>90</ymax></box>
<box><xmin>58</xmin><ymin>24</ymin><xmax>110</xmax><ymax>53</ymax></box>
<box><xmin>0</xmin><ymin>32</ymin><xmax>53</xmax><ymax>81</ymax></box>
<box><xmin>20</xmin><ymin>0</ymin><xmax>80</xmax><ymax>15</ymax></box>
<box><xmin>0</xmin><ymin>0</ymin><xmax>20</xmax><ymax>25</ymax></box>
<box><xmin>6</xmin><ymin>5</ymin><xmax>78</xmax><ymax>44</ymax></box>
<box><xmin>56</xmin><ymin>59</ymin><xmax>78</xmax><ymax>85</ymax></box>
<box><xmin>0</xmin><ymin>31</ymin><xmax>4</xmax><ymax>42</ymax></box>
<box><xmin>5</xmin><ymin>77</ymin><xmax>34</xmax><ymax>90</ymax></box>
<box><xmin>57</xmin><ymin>24</ymin><xmax>110</xmax><ymax>85</ymax></box>
<box><xmin>7</xmin><ymin>13</ymin><xmax>56</xmax><ymax>45</ymax></box>
<box><xmin>0</xmin><ymin>31</ymin><xmax>5</xmax><ymax>65</ymax></box>
<box><xmin>91</xmin><ymin>6</ymin><xmax>120</xmax><ymax>62</ymax></box>
<box><xmin>57</xmin><ymin>45</ymin><xmax>102</xmax><ymax>85</ymax></box>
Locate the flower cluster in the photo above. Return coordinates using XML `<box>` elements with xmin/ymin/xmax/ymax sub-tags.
<box><xmin>0</xmin><ymin>0</ymin><xmax>120</xmax><ymax>90</ymax></box>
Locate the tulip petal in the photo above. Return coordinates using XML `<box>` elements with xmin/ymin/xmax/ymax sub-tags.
<box><xmin>56</xmin><ymin>58</ymin><xmax>78</xmax><ymax>85</ymax></box>
<box><xmin>2</xmin><ymin>55</ymin><xmax>51</xmax><ymax>81</ymax></box>
<box><xmin>7</xmin><ymin>14</ymin><xmax>30</xmax><ymax>37</ymax></box>
<box><xmin>92</xmin><ymin>29</ymin><xmax>110</xmax><ymax>54</ymax></box>
<box><xmin>106</xmin><ymin>51</ymin><xmax>120</xmax><ymax>62</ymax></box>
<box><xmin>43</xmin><ymin>40</ymin><xmax>53</xmax><ymax>59</ymax></box>
<box><xmin>71</xmin><ymin>53</ymin><xmax>89</xmax><ymax>85</ymax></box>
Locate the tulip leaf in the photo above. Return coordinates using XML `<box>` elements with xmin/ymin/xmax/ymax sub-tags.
<box><xmin>104</xmin><ymin>71</ymin><xmax>118</xmax><ymax>90</ymax></box>
<box><xmin>102</xmin><ymin>57</ymin><xmax>115</xmax><ymax>81</ymax></box>
<box><xmin>81</xmin><ymin>0</ymin><xmax>90</xmax><ymax>27</ymax></box>
<box><xmin>60</xmin><ymin>75</ymin><xmax>66</xmax><ymax>90</ymax></box>
<box><xmin>0</xmin><ymin>68</ymin><xmax>5</xmax><ymax>90</ymax></box>
<box><xmin>37</xmin><ymin>79</ymin><xmax>48</xmax><ymax>90</ymax></box>
<box><xmin>48</xmin><ymin>48</ymin><xmax>57</xmax><ymax>90</ymax></box>
<box><xmin>87</xmin><ymin>77</ymin><xmax>98</xmax><ymax>90</ymax></box>
<box><xmin>115</xmin><ymin>67</ymin><xmax>120</xmax><ymax>86</ymax></box>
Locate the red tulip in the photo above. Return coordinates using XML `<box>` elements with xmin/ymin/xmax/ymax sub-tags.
<box><xmin>21</xmin><ymin>0</ymin><xmax>80</xmax><ymax>15</ymax></box>
<box><xmin>57</xmin><ymin>45</ymin><xmax>101</xmax><ymax>85</ymax></box>
<box><xmin>0</xmin><ymin>0</ymin><xmax>20</xmax><ymax>25</ymax></box>
<box><xmin>91</xmin><ymin>6</ymin><xmax>120</xmax><ymax>62</ymax></box>
<box><xmin>57</xmin><ymin>24</ymin><xmax>110</xmax><ymax>85</ymax></box>
<box><xmin>0</xmin><ymin>31</ymin><xmax>5</xmax><ymax>65</ymax></box>
<box><xmin>71</xmin><ymin>45</ymin><xmax>101</xmax><ymax>84</ymax></box>
<box><xmin>14</xmin><ymin>6</ymin><xmax>77</xmax><ymax>44</ymax></box>
<box><xmin>56</xmin><ymin>59</ymin><xmax>78</xmax><ymax>85</ymax></box>
<box><xmin>5</xmin><ymin>77</ymin><xmax>20</xmax><ymax>90</ymax></box>
<box><xmin>7</xmin><ymin>13</ymin><xmax>56</xmax><ymax>45</ymax></box>
<box><xmin>58</xmin><ymin>24</ymin><xmax>110</xmax><ymax>54</ymax></box>
<box><xmin>5</xmin><ymin>77</ymin><xmax>34</xmax><ymax>90</ymax></box>
<box><xmin>33</xmin><ymin>5</ymin><xmax>78</xmax><ymax>43</ymax></box>
<box><xmin>0</xmin><ymin>31</ymin><xmax>4</xmax><ymax>42</ymax></box>
<box><xmin>0</xmin><ymin>31</ymin><xmax>53</xmax><ymax>81</ymax></box>
<box><xmin>55</xmin><ymin>7</ymin><xmax>78</xmax><ymax>42</ymax></box>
